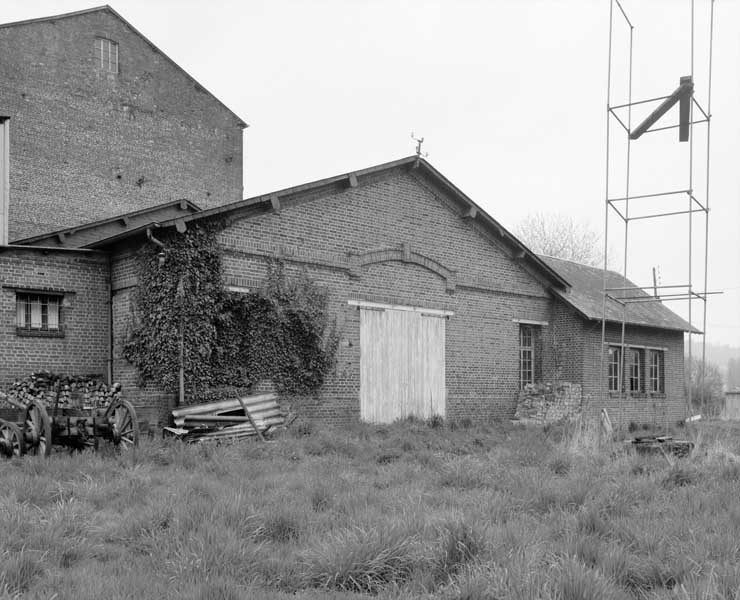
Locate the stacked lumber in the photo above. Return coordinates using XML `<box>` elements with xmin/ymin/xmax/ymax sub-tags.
<box><xmin>165</xmin><ymin>394</ymin><xmax>286</xmax><ymax>442</ymax></box>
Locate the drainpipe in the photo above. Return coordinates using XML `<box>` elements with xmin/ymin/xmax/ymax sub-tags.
<box><xmin>146</xmin><ymin>226</ymin><xmax>166</xmax><ymax>265</ymax></box>
<box><xmin>107</xmin><ymin>253</ymin><xmax>113</xmax><ymax>385</ymax></box>
<box><xmin>0</xmin><ymin>117</ymin><xmax>9</xmax><ymax>245</ymax></box>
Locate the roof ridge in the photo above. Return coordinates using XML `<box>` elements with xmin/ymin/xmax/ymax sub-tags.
<box><xmin>0</xmin><ymin>5</ymin><xmax>111</xmax><ymax>30</ymax></box>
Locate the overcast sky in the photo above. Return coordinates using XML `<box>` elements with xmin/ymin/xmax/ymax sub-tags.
<box><xmin>7</xmin><ymin>0</ymin><xmax>740</xmax><ymax>347</ymax></box>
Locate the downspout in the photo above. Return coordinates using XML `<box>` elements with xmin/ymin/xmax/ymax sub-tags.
<box><xmin>107</xmin><ymin>252</ymin><xmax>113</xmax><ymax>385</ymax></box>
<box><xmin>147</xmin><ymin>226</ymin><xmax>166</xmax><ymax>264</ymax></box>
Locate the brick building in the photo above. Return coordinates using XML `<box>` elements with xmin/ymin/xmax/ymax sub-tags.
<box><xmin>8</xmin><ymin>157</ymin><xmax>692</xmax><ymax>428</ymax></box>
<box><xmin>0</xmin><ymin>5</ymin><xmax>246</xmax><ymax>242</ymax></box>
<box><xmin>0</xmin><ymin>8</ymin><xmax>692</xmax><ymax>429</ymax></box>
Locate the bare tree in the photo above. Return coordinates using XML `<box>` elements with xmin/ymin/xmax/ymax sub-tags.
<box><xmin>686</xmin><ymin>356</ymin><xmax>725</xmax><ymax>416</ymax></box>
<box><xmin>514</xmin><ymin>213</ymin><xmax>607</xmax><ymax>267</ymax></box>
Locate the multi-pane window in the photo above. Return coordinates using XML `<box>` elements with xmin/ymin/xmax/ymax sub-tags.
<box><xmin>95</xmin><ymin>37</ymin><xmax>118</xmax><ymax>73</ymax></box>
<box><xmin>628</xmin><ymin>349</ymin><xmax>642</xmax><ymax>393</ymax></box>
<box><xmin>16</xmin><ymin>293</ymin><xmax>61</xmax><ymax>332</ymax></box>
<box><xmin>607</xmin><ymin>346</ymin><xmax>621</xmax><ymax>392</ymax></box>
<box><xmin>519</xmin><ymin>325</ymin><xmax>534</xmax><ymax>388</ymax></box>
<box><xmin>649</xmin><ymin>350</ymin><xmax>664</xmax><ymax>393</ymax></box>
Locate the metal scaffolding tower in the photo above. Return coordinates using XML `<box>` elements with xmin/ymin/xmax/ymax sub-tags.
<box><xmin>601</xmin><ymin>0</ymin><xmax>717</xmax><ymax>427</ymax></box>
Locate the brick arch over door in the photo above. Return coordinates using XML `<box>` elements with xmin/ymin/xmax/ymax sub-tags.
<box><xmin>349</xmin><ymin>245</ymin><xmax>457</xmax><ymax>292</ymax></box>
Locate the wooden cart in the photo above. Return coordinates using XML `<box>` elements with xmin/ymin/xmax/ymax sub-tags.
<box><xmin>0</xmin><ymin>392</ymin><xmax>139</xmax><ymax>458</ymax></box>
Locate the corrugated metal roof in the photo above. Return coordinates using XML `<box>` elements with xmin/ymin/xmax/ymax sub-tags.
<box><xmin>539</xmin><ymin>255</ymin><xmax>699</xmax><ymax>333</ymax></box>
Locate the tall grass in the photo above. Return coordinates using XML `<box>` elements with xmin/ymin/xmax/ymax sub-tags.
<box><xmin>1</xmin><ymin>418</ymin><xmax>740</xmax><ymax>598</ymax></box>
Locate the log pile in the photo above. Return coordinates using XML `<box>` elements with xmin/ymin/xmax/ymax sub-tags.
<box><xmin>0</xmin><ymin>372</ymin><xmax>121</xmax><ymax>410</ymax></box>
<box><xmin>164</xmin><ymin>393</ymin><xmax>287</xmax><ymax>442</ymax></box>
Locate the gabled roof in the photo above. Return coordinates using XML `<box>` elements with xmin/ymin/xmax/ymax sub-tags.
<box><xmin>539</xmin><ymin>255</ymin><xmax>698</xmax><ymax>333</ymax></box>
<box><xmin>0</xmin><ymin>5</ymin><xmax>247</xmax><ymax>128</ymax></box>
<box><xmin>82</xmin><ymin>156</ymin><xmax>570</xmax><ymax>291</ymax></box>
<box><xmin>13</xmin><ymin>199</ymin><xmax>201</xmax><ymax>249</ymax></box>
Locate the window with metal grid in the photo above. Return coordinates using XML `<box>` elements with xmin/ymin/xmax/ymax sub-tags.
<box><xmin>607</xmin><ymin>346</ymin><xmax>621</xmax><ymax>392</ymax></box>
<box><xmin>519</xmin><ymin>325</ymin><xmax>534</xmax><ymax>389</ymax></box>
<box><xmin>649</xmin><ymin>350</ymin><xmax>664</xmax><ymax>393</ymax></box>
<box><xmin>16</xmin><ymin>293</ymin><xmax>61</xmax><ymax>332</ymax></box>
<box><xmin>628</xmin><ymin>348</ymin><xmax>643</xmax><ymax>393</ymax></box>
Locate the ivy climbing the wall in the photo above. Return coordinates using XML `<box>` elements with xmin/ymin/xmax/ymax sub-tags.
<box><xmin>123</xmin><ymin>226</ymin><xmax>338</xmax><ymax>402</ymax></box>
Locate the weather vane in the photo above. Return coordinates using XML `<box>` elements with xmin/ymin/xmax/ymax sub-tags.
<box><xmin>410</xmin><ymin>132</ymin><xmax>428</xmax><ymax>158</ymax></box>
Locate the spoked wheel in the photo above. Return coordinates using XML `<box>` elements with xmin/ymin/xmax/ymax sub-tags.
<box><xmin>109</xmin><ymin>400</ymin><xmax>139</xmax><ymax>449</ymax></box>
<box><xmin>23</xmin><ymin>402</ymin><xmax>52</xmax><ymax>457</ymax></box>
<box><xmin>0</xmin><ymin>420</ymin><xmax>25</xmax><ymax>458</ymax></box>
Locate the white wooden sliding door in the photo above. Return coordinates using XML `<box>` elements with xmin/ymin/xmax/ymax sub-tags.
<box><xmin>359</xmin><ymin>303</ymin><xmax>447</xmax><ymax>423</ymax></box>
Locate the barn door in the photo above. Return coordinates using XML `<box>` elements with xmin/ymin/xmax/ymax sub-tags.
<box><xmin>359</xmin><ymin>305</ymin><xmax>446</xmax><ymax>423</ymax></box>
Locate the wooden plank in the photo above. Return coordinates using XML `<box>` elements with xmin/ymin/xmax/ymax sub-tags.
<box><xmin>174</xmin><ymin>405</ymin><xmax>282</xmax><ymax>426</ymax></box>
<box><xmin>171</xmin><ymin>394</ymin><xmax>277</xmax><ymax>418</ymax></box>
<box><xmin>238</xmin><ymin>395</ymin><xmax>265</xmax><ymax>442</ymax></box>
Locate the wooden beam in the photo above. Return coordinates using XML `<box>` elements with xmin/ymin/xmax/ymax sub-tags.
<box><xmin>462</xmin><ymin>206</ymin><xmax>477</xmax><ymax>219</ymax></box>
<box><xmin>630</xmin><ymin>77</ymin><xmax>693</xmax><ymax>140</ymax></box>
<box><xmin>175</xmin><ymin>218</ymin><xmax>187</xmax><ymax>234</ymax></box>
<box><xmin>179</xmin><ymin>199</ymin><xmax>188</xmax><ymax>210</ymax></box>
<box><xmin>119</xmin><ymin>215</ymin><xmax>130</xmax><ymax>227</ymax></box>
<box><xmin>679</xmin><ymin>75</ymin><xmax>692</xmax><ymax>142</ymax></box>
<box><xmin>56</xmin><ymin>232</ymin><xmax>66</xmax><ymax>244</ymax></box>
<box><xmin>270</xmin><ymin>194</ymin><xmax>281</xmax><ymax>213</ymax></box>
<box><xmin>348</xmin><ymin>173</ymin><xmax>358</xmax><ymax>188</ymax></box>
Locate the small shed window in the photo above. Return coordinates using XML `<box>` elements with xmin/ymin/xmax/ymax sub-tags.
<box><xmin>16</xmin><ymin>293</ymin><xmax>61</xmax><ymax>332</ymax></box>
<box><xmin>95</xmin><ymin>37</ymin><xmax>118</xmax><ymax>73</ymax></box>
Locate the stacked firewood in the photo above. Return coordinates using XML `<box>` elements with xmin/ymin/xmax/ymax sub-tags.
<box><xmin>0</xmin><ymin>372</ymin><xmax>121</xmax><ymax>409</ymax></box>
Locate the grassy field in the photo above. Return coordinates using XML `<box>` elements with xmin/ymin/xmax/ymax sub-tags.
<box><xmin>2</xmin><ymin>417</ymin><xmax>740</xmax><ymax>600</ymax></box>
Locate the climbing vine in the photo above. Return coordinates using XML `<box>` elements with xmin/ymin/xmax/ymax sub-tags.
<box><xmin>123</xmin><ymin>227</ymin><xmax>338</xmax><ymax>401</ymax></box>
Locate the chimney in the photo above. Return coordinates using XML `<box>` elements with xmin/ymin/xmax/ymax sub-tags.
<box><xmin>0</xmin><ymin>117</ymin><xmax>7</xmax><ymax>245</ymax></box>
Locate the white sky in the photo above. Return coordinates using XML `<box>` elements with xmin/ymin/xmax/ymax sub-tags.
<box><xmin>6</xmin><ymin>0</ymin><xmax>740</xmax><ymax>347</ymax></box>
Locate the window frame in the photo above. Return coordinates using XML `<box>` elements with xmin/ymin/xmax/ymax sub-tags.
<box><xmin>95</xmin><ymin>37</ymin><xmax>119</xmax><ymax>74</ymax></box>
<box><xmin>519</xmin><ymin>325</ymin><xmax>535</xmax><ymax>389</ymax></box>
<box><xmin>15</xmin><ymin>292</ymin><xmax>64</xmax><ymax>337</ymax></box>
<box><xmin>627</xmin><ymin>348</ymin><xmax>643</xmax><ymax>394</ymax></box>
<box><xmin>607</xmin><ymin>345</ymin><xmax>622</xmax><ymax>392</ymax></box>
<box><xmin>648</xmin><ymin>350</ymin><xmax>665</xmax><ymax>394</ymax></box>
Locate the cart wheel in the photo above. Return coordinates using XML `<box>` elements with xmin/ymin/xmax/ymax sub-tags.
<box><xmin>0</xmin><ymin>420</ymin><xmax>25</xmax><ymax>458</ymax></box>
<box><xmin>110</xmin><ymin>400</ymin><xmax>139</xmax><ymax>448</ymax></box>
<box><xmin>24</xmin><ymin>402</ymin><xmax>52</xmax><ymax>457</ymax></box>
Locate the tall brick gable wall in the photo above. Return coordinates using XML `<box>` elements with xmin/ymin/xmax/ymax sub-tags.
<box><xmin>0</xmin><ymin>9</ymin><xmax>244</xmax><ymax>241</ymax></box>
<box><xmin>0</xmin><ymin>247</ymin><xmax>109</xmax><ymax>386</ymax></box>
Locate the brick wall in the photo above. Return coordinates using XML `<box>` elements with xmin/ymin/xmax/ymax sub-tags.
<box><xmin>578</xmin><ymin>321</ymin><xmax>687</xmax><ymax>429</ymax></box>
<box><xmin>0</xmin><ymin>8</ymin><xmax>244</xmax><ymax>241</ymax></box>
<box><xmin>111</xmin><ymin>170</ymin><xmax>558</xmax><ymax>424</ymax></box>
<box><xmin>0</xmin><ymin>247</ymin><xmax>109</xmax><ymax>386</ymax></box>
<box><xmin>109</xmin><ymin>245</ymin><xmax>175</xmax><ymax>424</ymax></box>
<box><xmin>107</xmin><ymin>168</ymin><xmax>687</xmax><ymax>427</ymax></box>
